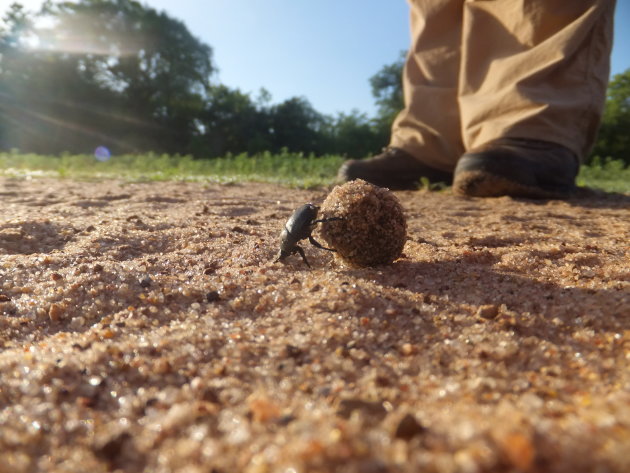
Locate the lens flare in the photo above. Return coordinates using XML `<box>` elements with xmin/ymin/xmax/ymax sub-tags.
<box><xmin>94</xmin><ymin>146</ymin><xmax>111</xmax><ymax>162</ymax></box>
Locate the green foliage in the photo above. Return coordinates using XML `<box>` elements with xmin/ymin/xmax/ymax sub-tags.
<box><xmin>267</xmin><ymin>97</ymin><xmax>325</xmax><ymax>154</ymax></box>
<box><xmin>590</xmin><ymin>69</ymin><xmax>630</xmax><ymax>165</ymax></box>
<box><xmin>369</xmin><ymin>51</ymin><xmax>405</xmax><ymax>127</ymax></box>
<box><xmin>577</xmin><ymin>156</ymin><xmax>630</xmax><ymax>193</ymax></box>
<box><xmin>0</xmin><ymin>150</ymin><xmax>345</xmax><ymax>188</ymax></box>
<box><xmin>201</xmin><ymin>85</ymin><xmax>273</xmax><ymax>157</ymax></box>
<box><xmin>0</xmin><ymin>0</ymin><xmax>391</xmax><ymax>160</ymax></box>
<box><xmin>0</xmin><ymin>1</ymin><xmax>398</xmax><ymax>160</ymax></box>
<box><xmin>321</xmin><ymin>111</ymin><xmax>388</xmax><ymax>158</ymax></box>
<box><xmin>1</xmin><ymin>0</ymin><xmax>213</xmax><ymax>155</ymax></box>
<box><xmin>5</xmin><ymin>2</ymin><xmax>625</xmax><ymax>166</ymax></box>
<box><xmin>2</xmin><ymin>151</ymin><xmax>627</xmax><ymax>193</ymax></box>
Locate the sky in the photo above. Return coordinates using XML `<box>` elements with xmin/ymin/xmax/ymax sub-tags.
<box><xmin>5</xmin><ymin>0</ymin><xmax>630</xmax><ymax>117</ymax></box>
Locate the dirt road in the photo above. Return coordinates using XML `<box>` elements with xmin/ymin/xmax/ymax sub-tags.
<box><xmin>1</xmin><ymin>177</ymin><xmax>628</xmax><ymax>472</ymax></box>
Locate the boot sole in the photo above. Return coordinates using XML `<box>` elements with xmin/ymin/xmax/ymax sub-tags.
<box><xmin>453</xmin><ymin>169</ymin><xmax>574</xmax><ymax>199</ymax></box>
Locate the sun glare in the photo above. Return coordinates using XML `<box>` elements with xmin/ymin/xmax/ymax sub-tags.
<box><xmin>16</xmin><ymin>8</ymin><xmax>141</xmax><ymax>58</ymax></box>
<box><xmin>21</xmin><ymin>32</ymin><xmax>42</xmax><ymax>50</ymax></box>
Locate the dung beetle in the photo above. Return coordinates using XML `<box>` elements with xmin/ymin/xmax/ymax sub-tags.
<box><xmin>275</xmin><ymin>203</ymin><xmax>342</xmax><ymax>268</ymax></box>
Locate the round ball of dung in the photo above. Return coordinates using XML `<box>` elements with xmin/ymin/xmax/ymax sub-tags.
<box><xmin>318</xmin><ymin>179</ymin><xmax>407</xmax><ymax>267</ymax></box>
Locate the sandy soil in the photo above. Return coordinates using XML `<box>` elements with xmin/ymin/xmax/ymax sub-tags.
<box><xmin>0</xmin><ymin>176</ymin><xmax>628</xmax><ymax>473</ymax></box>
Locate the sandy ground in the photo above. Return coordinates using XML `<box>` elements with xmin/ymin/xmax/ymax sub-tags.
<box><xmin>0</xmin><ymin>176</ymin><xmax>628</xmax><ymax>473</ymax></box>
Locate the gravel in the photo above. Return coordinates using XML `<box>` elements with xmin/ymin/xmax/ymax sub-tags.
<box><xmin>0</xmin><ymin>177</ymin><xmax>629</xmax><ymax>473</ymax></box>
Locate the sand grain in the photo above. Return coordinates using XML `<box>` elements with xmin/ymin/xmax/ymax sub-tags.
<box><xmin>0</xmin><ymin>177</ymin><xmax>628</xmax><ymax>473</ymax></box>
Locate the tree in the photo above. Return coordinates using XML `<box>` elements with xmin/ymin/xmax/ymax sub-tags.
<box><xmin>1</xmin><ymin>5</ymin><xmax>424</xmax><ymax>159</ymax></box>
<box><xmin>321</xmin><ymin>111</ymin><xmax>386</xmax><ymax>158</ymax></box>
<box><xmin>369</xmin><ymin>51</ymin><xmax>405</xmax><ymax>130</ymax></box>
<box><xmin>591</xmin><ymin>68</ymin><xmax>630</xmax><ymax>164</ymax></box>
<box><xmin>200</xmin><ymin>85</ymin><xmax>271</xmax><ymax>157</ymax></box>
<box><xmin>1</xmin><ymin>0</ymin><xmax>214</xmax><ymax>155</ymax></box>
<box><xmin>268</xmin><ymin>97</ymin><xmax>326</xmax><ymax>155</ymax></box>
<box><xmin>0</xmin><ymin>3</ymin><xmax>42</xmax><ymax>151</ymax></box>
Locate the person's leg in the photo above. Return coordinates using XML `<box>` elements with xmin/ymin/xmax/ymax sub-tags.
<box><xmin>337</xmin><ymin>0</ymin><xmax>464</xmax><ymax>189</ymax></box>
<box><xmin>454</xmin><ymin>0</ymin><xmax>615</xmax><ymax>198</ymax></box>
<box><xmin>390</xmin><ymin>0</ymin><xmax>465</xmax><ymax>171</ymax></box>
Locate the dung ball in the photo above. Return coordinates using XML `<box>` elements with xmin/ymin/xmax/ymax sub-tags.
<box><xmin>318</xmin><ymin>179</ymin><xmax>407</xmax><ymax>267</ymax></box>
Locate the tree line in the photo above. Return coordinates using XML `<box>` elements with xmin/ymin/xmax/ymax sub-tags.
<box><xmin>0</xmin><ymin>0</ymin><xmax>398</xmax><ymax>159</ymax></box>
<box><xmin>1</xmin><ymin>1</ymin><xmax>628</xmax><ymax>163</ymax></box>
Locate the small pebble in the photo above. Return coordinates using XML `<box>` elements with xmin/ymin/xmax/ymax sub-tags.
<box><xmin>206</xmin><ymin>291</ymin><xmax>220</xmax><ymax>302</ymax></box>
<box><xmin>394</xmin><ymin>414</ymin><xmax>426</xmax><ymax>440</ymax></box>
<box><xmin>48</xmin><ymin>303</ymin><xmax>65</xmax><ymax>322</ymax></box>
<box><xmin>337</xmin><ymin>399</ymin><xmax>387</xmax><ymax>421</ymax></box>
<box><xmin>477</xmin><ymin>304</ymin><xmax>499</xmax><ymax>319</ymax></box>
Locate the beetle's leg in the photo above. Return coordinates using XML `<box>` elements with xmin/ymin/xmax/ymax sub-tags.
<box><xmin>294</xmin><ymin>245</ymin><xmax>311</xmax><ymax>268</ymax></box>
<box><xmin>274</xmin><ymin>249</ymin><xmax>288</xmax><ymax>263</ymax></box>
<box><xmin>309</xmin><ymin>235</ymin><xmax>336</xmax><ymax>252</ymax></box>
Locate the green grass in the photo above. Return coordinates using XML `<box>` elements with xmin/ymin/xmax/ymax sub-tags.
<box><xmin>0</xmin><ymin>150</ymin><xmax>344</xmax><ymax>188</ymax></box>
<box><xmin>577</xmin><ymin>156</ymin><xmax>630</xmax><ymax>194</ymax></box>
<box><xmin>1</xmin><ymin>151</ymin><xmax>628</xmax><ymax>193</ymax></box>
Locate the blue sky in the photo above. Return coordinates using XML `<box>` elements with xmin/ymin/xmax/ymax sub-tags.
<box><xmin>9</xmin><ymin>0</ymin><xmax>630</xmax><ymax>116</ymax></box>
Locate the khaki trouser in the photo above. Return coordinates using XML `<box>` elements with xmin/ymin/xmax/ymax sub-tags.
<box><xmin>391</xmin><ymin>0</ymin><xmax>616</xmax><ymax>171</ymax></box>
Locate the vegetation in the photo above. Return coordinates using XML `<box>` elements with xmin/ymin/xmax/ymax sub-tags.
<box><xmin>576</xmin><ymin>157</ymin><xmax>630</xmax><ymax>194</ymax></box>
<box><xmin>0</xmin><ymin>0</ymin><xmax>214</xmax><ymax>156</ymax></box>
<box><xmin>0</xmin><ymin>1</ymin><xmax>391</xmax><ymax>159</ymax></box>
<box><xmin>369</xmin><ymin>51</ymin><xmax>405</xmax><ymax>140</ymax></box>
<box><xmin>1</xmin><ymin>0</ymin><xmax>628</xmax><ymax>173</ymax></box>
<box><xmin>591</xmin><ymin>70</ymin><xmax>630</xmax><ymax>165</ymax></box>
<box><xmin>1</xmin><ymin>151</ymin><xmax>628</xmax><ymax>193</ymax></box>
<box><xmin>0</xmin><ymin>150</ymin><xmax>345</xmax><ymax>188</ymax></box>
